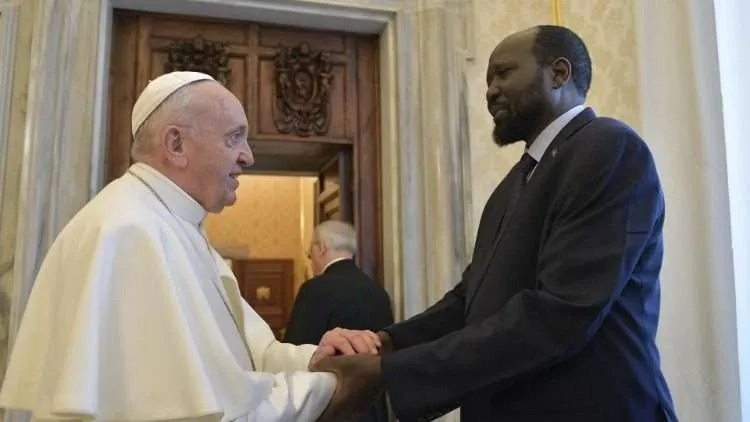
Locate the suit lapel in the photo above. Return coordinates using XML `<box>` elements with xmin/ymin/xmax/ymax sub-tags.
<box><xmin>465</xmin><ymin>108</ymin><xmax>597</xmax><ymax>310</ymax></box>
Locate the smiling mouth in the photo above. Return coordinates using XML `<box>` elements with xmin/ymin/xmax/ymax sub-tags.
<box><xmin>491</xmin><ymin>108</ymin><xmax>509</xmax><ymax>123</ymax></box>
<box><xmin>489</xmin><ymin>102</ymin><xmax>509</xmax><ymax>120</ymax></box>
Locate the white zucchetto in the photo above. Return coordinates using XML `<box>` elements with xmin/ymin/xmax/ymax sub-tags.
<box><xmin>131</xmin><ymin>71</ymin><xmax>215</xmax><ymax>137</ymax></box>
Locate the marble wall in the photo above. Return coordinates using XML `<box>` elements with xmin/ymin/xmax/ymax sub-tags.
<box><xmin>0</xmin><ymin>0</ymin><xmax>37</xmax><ymax>393</ymax></box>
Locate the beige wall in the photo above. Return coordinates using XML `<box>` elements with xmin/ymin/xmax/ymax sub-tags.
<box><xmin>205</xmin><ymin>175</ymin><xmax>301</xmax><ymax>257</ymax></box>
<box><xmin>467</xmin><ymin>0</ymin><xmax>640</xmax><ymax>231</ymax></box>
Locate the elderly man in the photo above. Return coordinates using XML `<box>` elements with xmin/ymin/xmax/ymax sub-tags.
<box><xmin>285</xmin><ymin>221</ymin><xmax>393</xmax><ymax>422</ymax></box>
<box><xmin>0</xmin><ymin>71</ymin><xmax>379</xmax><ymax>422</ymax></box>
<box><xmin>285</xmin><ymin>221</ymin><xmax>393</xmax><ymax>346</ymax></box>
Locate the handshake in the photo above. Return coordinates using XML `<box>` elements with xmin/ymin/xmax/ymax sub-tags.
<box><xmin>308</xmin><ymin>328</ymin><xmax>393</xmax><ymax>422</ymax></box>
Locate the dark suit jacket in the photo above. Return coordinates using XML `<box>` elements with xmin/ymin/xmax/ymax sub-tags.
<box><xmin>284</xmin><ymin>259</ymin><xmax>394</xmax><ymax>422</ymax></box>
<box><xmin>380</xmin><ymin>109</ymin><xmax>677</xmax><ymax>422</ymax></box>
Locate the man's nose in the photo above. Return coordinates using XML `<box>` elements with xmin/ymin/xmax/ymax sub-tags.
<box><xmin>486</xmin><ymin>83</ymin><xmax>500</xmax><ymax>104</ymax></box>
<box><xmin>238</xmin><ymin>143</ymin><xmax>255</xmax><ymax>168</ymax></box>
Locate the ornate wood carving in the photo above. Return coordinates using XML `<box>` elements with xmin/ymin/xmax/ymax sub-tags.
<box><xmin>273</xmin><ymin>43</ymin><xmax>333</xmax><ymax>137</ymax></box>
<box><xmin>164</xmin><ymin>35</ymin><xmax>231</xmax><ymax>85</ymax></box>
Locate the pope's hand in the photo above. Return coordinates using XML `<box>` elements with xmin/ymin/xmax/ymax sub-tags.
<box><xmin>309</xmin><ymin>328</ymin><xmax>381</xmax><ymax>369</ymax></box>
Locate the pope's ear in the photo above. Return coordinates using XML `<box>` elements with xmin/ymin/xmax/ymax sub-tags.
<box><xmin>163</xmin><ymin>125</ymin><xmax>188</xmax><ymax>167</ymax></box>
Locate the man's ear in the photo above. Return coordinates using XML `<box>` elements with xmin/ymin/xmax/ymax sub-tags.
<box><xmin>163</xmin><ymin>125</ymin><xmax>188</xmax><ymax>168</ymax></box>
<box><xmin>550</xmin><ymin>57</ymin><xmax>572</xmax><ymax>89</ymax></box>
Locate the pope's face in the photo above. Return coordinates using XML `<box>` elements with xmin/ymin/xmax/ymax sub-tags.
<box><xmin>185</xmin><ymin>84</ymin><xmax>254</xmax><ymax>213</ymax></box>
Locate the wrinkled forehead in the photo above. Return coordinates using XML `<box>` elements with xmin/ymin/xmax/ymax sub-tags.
<box><xmin>203</xmin><ymin>86</ymin><xmax>248</xmax><ymax>127</ymax></box>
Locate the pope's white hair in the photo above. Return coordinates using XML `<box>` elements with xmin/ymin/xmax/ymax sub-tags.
<box><xmin>314</xmin><ymin>220</ymin><xmax>357</xmax><ymax>255</ymax></box>
<box><xmin>130</xmin><ymin>81</ymin><xmax>205</xmax><ymax>161</ymax></box>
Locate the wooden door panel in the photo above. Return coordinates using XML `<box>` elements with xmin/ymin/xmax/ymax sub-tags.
<box><xmin>254</xmin><ymin>26</ymin><xmax>356</xmax><ymax>143</ymax></box>
<box><xmin>149</xmin><ymin>16</ymin><xmax>248</xmax><ymax>44</ymax></box>
<box><xmin>233</xmin><ymin>258</ymin><xmax>294</xmax><ymax>339</ymax></box>
<box><xmin>256</xmin><ymin>56</ymin><xmax>350</xmax><ymax>142</ymax></box>
<box><xmin>354</xmin><ymin>38</ymin><xmax>381</xmax><ymax>281</ymax></box>
<box><xmin>258</xmin><ymin>26</ymin><xmax>348</xmax><ymax>54</ymax></box>
<box><xmin>108</xmin><ymin>13</ymin><xmax>139</xmax><ymax>181</ymax></box>
<box><xmin>136</xmin><ymin>15</ymin><xmax>251</xmax><ymax>105</ymax></box>
<box><xmin>146</xmin><ymin>48</ymin><xmax>250</xmax><ymax>105</ymax></box>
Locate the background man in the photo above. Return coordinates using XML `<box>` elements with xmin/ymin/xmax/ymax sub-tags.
<box><xmin>285</xmin><ymin>220</ymin><xmax>394</xmax><ymax>422</ymax></box>
<box><xmin>0</xmin><ymin>71</ymin><xmax>378</xmax><ymax>422</ymax></box>
<box><xmin>313</xmin><ymin>25</ymin><xmax>677</xmax><ymax>422</ymax></box>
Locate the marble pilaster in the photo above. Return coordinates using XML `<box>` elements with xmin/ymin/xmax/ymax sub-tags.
<box><xmin>394</xmin><ymin>3</ymin><xmax>473</xmax><ymax>420</ymax></box>
<box><xmin>396</xmin><ymin>0</ymin><xmax>473</xmax><ymax>321</ymax></box>
<box><xmin>0</xmin><ymin>0</ymin><xmax>105</xmax><ymax>401</ymax></box>
<box><xmin>0</xmin><ymin>0</ymin><xmax>33</xmax><ymax>394</ymax></box>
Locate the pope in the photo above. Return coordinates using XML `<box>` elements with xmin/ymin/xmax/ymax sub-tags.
<box><xmin>0</xmin><ymin>71</ymin><xmax>379</xmax><ymax>422</ymax></box>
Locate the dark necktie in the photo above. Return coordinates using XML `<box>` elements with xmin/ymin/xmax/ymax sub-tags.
<box><xmin>498</xmin><ymin>152</ymin><xmax>537</xmax><ymax>234</ymax></box>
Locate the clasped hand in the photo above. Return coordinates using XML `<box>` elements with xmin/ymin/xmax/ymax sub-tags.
<box><xmin>309</xmin><ymin>328</ymin><xmax>386</xmax><ymax>422</ymax></box>
<box><xmin>309</xmin><ymin>327</ymin><xmax>381</xmax><ymax>366</ymax></box>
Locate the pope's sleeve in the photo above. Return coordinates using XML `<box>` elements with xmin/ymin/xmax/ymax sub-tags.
<box><xmin>240</xmin><ymin>300</ymin><xmax>321</xmax><ymax>373</ymax></box>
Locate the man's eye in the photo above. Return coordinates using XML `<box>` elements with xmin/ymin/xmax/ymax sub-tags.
<box><xmin>497</xmin><ymin>68</ymin><xmax>511</xmax><ymax>78</ymax></box>
<box><xmin>228</xmin><ymin>132</ymin><xmax>244</xmax><ymax>145</ymax></box>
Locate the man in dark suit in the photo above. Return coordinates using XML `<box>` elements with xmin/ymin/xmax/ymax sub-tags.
<box><xmin>311</xmin><ymin>25</ymin><xmax>677</xmax><ymax>422</ymax></box>
<box><xmin>285</xmin><ymin>220</ymin><xmax>394</xmax><ymax>422</ymax></box>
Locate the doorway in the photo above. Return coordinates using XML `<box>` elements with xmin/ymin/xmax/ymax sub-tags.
<box><xmin>106</xmin><ymin>10</ymin><xmax>383</xmax><ymax>329</ymax></box>
<box><xmin>203</xmin><ymin>174</ymin><xmax>317</xmax><ymax>339</ymax></box>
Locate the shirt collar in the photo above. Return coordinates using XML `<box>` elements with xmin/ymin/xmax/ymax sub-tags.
<box><xmin>322</xmin><ymin>257</ymin><xmax>351</xmax><ymax>274</ymax></box>
<box><xmin>527</xmin><ymin>105</ymin><xmax>586</xmax><ymax>162</ymax></box>
<box><xmin>128</xmin><ymin>162</ymin><xmax>208</xmax><ymax>228</ymax></box>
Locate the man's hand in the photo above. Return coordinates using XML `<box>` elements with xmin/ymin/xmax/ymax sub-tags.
<box><xmin>309</xmin><ymin>328</ymin><xmax>381</xmax><ymax>369</ymax></box>
<box><xmin>311</xmin><ymin>354</ymin><xmax>382</xmax><ymax>422</ymax></box>
<box><xmin>376</xmin><ymin>331</ymin><xmax>393</xmax><ymax>354</ymax></box>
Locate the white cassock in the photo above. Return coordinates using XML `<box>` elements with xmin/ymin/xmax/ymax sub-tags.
<box><xmin>0</xmin><ymin>163</ymin><xmax>336</xmax><ymax>422</ymax></box>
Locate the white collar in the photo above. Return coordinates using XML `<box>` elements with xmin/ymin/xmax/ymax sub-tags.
<box><xmin>527</xmin><ymin>105</ymin><xmax>586</xmax><ymax>162</ymax></box>
<box><xmin>127</xmin><ymin>162</ymin><xmax>207</xmax><ymax>228</ymax></box>
<box><xmin>321</xmin><ymin>257</ymin><xmax>350</xmax><ymax>274</ymax></box>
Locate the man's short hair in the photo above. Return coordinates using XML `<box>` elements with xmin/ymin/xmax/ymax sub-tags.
<box><xmin>532</xmin><ymin>25</ymin><xmax>593</xmax><ymax>98</ymax></box>
<box><xmin>314</xmin><ymin>220</ymin><xmax>357</xmax><ymax>255</ymax></box>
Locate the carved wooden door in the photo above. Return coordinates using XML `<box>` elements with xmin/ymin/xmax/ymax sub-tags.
<box><xmin>108</xmin><ymin>11</ymin><xmax>383</xmax><ymax>291</ymax></box>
